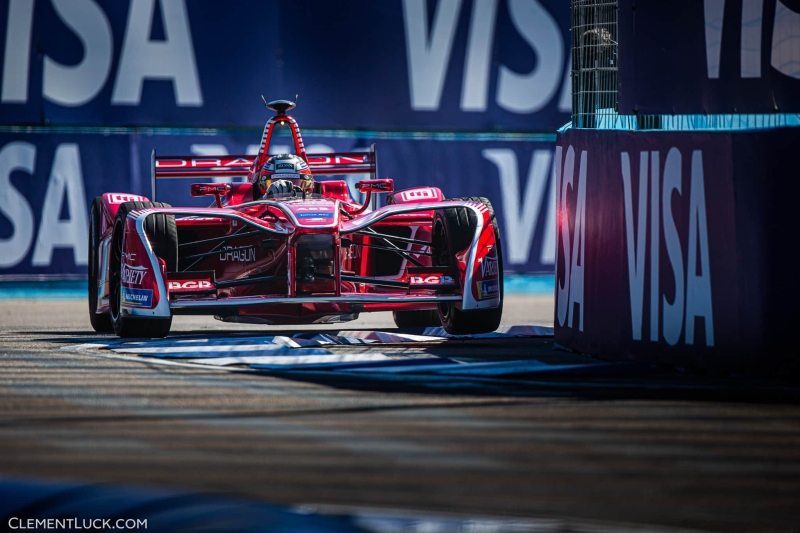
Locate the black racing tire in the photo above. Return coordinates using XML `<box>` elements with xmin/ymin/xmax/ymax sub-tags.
<box><xmin>392</xmin><ymin>309</ymin><xmax>441</xmax><ymax>329</ymax></box>
<box><xmin>109</xmin><ymin>201</ymin><xmax>176</xmax><ymax>338</ymax></box>
<box><xmin>88</xmin><ymin>196</ymin><xmax>113</xmax><ymax>332</ymax></box>
<box><xmin>433</xmin><ymin>196</ymin><xmax>503</xmax><ymax>335</ymax></box>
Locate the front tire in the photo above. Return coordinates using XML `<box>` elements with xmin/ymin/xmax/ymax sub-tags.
<box><xmin>109</xmin><ymin>201</ymin><xmax>176</xmax><ymax>338</ymax></box>
<box><xmin>433</xmin><ymin>197</ymin><xmax>503</xmax><ymax>335</ymax></box>
<box><xmin>88</xmin><ymin>196</ymin><xmax>113</xmax><ymax>332</ymax></box>
<box><xmin>392</xmin><ymin>309</ymin><xmax>441</xmax><ymax>329</ymax></box>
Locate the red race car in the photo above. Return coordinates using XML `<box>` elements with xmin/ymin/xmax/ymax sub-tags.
<box><xmin>87</xmin><ymin>99</ymin><xmax>503</xmax><ymax>338</ymax></box>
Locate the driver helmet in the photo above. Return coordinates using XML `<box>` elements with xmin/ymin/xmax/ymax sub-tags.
<box><xmin>256</xmin><ymin>154</ymin><xmax>313</xmax><ymax>198</ymax></box>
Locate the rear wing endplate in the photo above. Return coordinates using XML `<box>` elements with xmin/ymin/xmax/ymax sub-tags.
<box><xmin>150</xmin><ymin>145</ymin><xmax>377</xmax><ymax>201</ymax></box>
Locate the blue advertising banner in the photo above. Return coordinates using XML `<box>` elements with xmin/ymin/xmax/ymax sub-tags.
<box><xmin>618</xmin><ymin>0</ymin><xmax>800</xmax><ymax>114</ymax></box>
<box><xmin>0</xmin><ymin>133</ymin><xmax>130</xmax><ymax>277</ymax></box>
<box><xmin>0</xmin><ymin>0</ymin><xmax>570</xmax><ymax>130</ymax></box>
<box><xmin>0</xmin><ymin>130</ymin><xmax>556</xmax><ymax>277</ymax></box>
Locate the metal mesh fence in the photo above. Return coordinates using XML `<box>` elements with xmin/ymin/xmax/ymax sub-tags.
<box><xmin>569</xmin><ymin>0</ymin><xmax>800</xmax><ymax>130</ymax></box>
<box><xmin>571</xmin><ymin>0</ymin><xmax>618</xmax><ymax>128</ymax></box>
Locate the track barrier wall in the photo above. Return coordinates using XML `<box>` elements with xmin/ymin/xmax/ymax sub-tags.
<box><xmin>554</xmin><ymin>126</ymin><xmax>800</xmax><ymax>375</ymax></box>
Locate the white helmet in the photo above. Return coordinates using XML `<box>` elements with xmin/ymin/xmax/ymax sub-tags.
<box><xmin>256</xmin><ymin>154</ymin><xmax>313</xmax><ymax>198</ymax></box>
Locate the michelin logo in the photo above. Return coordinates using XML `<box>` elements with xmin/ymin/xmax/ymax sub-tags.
<box><xmin>477</xmin><ymin>279</ymin><xmax>499</xmax><ymax>300</ymax></box>
<box><xmin>297</xmin><ymin>212</ymin><xmax>333</xmax><ymax>218</ymax></box>
<box><xmin>121</xmin><ymin>287</ymin><xmax>153</xmax><ymax>308</ymax></box>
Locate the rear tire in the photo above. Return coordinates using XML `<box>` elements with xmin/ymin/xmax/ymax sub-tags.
<box><xmin>109</xmin><ymin>201</ymin><xmax>176</xmax><ymax>338</ymax></box>
<box><xmin>392</xmin><ymin>309</ymin><xmax>441</xmax><ymax>328</ymax></box>
<box><xmin>88</xmin><ymin>197</ymin><xmax>113</xmax><ymax>332</ymax></box>
<box><xmin>433</xmin><ymin>197</ymin><xmax>503</xmax><ymax>335</ymax></box>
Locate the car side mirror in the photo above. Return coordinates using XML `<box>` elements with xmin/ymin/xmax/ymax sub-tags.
<box><xmin>349</xmin><ymin>179</ymin><xmax>394</xmax><ymax>215</ymax></box>
<box><xmin>356</xmin><ymin>179</ymin><xmax>394</xmax><ymax>194</ymax></box>
<box><xmin>191</xmin><ymin>183</ymin><xmax>231</xmax><ymax>207</ymax></box>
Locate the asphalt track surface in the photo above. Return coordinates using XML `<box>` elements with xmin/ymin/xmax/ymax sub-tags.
<box><xmin>1</xmin><ymin>296</ymin><xmax>799</xmax><ymax>532</ymax></box>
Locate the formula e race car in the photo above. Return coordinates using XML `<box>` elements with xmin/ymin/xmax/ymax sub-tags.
<box><xmin>87</xmin><ymin>99</ymin><xmax>503</xmax><ymax>338</ymax></box>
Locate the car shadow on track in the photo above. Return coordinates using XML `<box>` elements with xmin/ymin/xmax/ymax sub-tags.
<box><xmin>252</xmin><ymin>365</ymin><xmax>800</xmax><ymax>404</ymax></box>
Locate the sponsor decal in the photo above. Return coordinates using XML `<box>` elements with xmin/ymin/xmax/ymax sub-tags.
<box><xmin>399</xmin><ymin>188</ymin><xmax>439</xmax><ymax>202</ymax></box>
<box><xmin>307</xmin><ymin>154</ymin><xmax>367</xmax><ymax>165</ymax></box>
<box><xmin>109</xmin><ymin>194</ymin><xmax>146</xmax><ymax>204</ymax></box>
<box><xmin>296</xmin><ymin>212</ymin><xmax>334</xmax><ymax>218</ymax></box>
<box><xmin>410</xmin><ymin>275</ymin><xmax>455</xmax><ymax>285</ymax></box>
<box><xmin>357</xmin><ymin>179</ymin><xmax>394</xmax><ymax>192</ymax></box>
<box><xmin>620</xmin><ymin>148</ymin><xmax>714</xmax><ymax>346</ymax></box>
<box><xmin>219</xmin><ymin>246</ymin><xmax>256</xmax><ymax>262</ymax></box>
<box><xmin>192</xmin><ymin>183</ymin><xmax>229</xmax><ymax>195</ymax></box>
<box><xmin>480</xmin><ymin>254</ymin><xmax>498</xmax><ymax>278</ymax></box>
<box><xmin>190</xmin><ymin>159</ymin><xmax>223</xmax><ymax>167</ymax></box>
<box><xmin>121</xmin><ymin>287</ymin><xmax>153</xmax><ymax>307</ymax></box>
<box><xmin>156</xmin><ymin>158</ymin><xmax>252</xmax><ymax>168</ymax></box>
<box><xmin>477</xmin><ymin>279</ymin><xmax>499</xmax><ymax>299</ymax></box>
<box><xmin>169</xmin><ymin>280</ymin><xmax>214</xmax><ymax>291</ymax></box>
<box><xmin>276</xmin><ymin>163</ymin><xmax>295</xmax><ymax>170</ymax></box>
<box><xmin>121</xmin><ymin>262</ymin><xmax>147</xmax><ymax>285</ymax></box>
<box><xmin>555</xmin><ymin>146</ymin><xmax>587</xmax><ymax>331</ymax></box>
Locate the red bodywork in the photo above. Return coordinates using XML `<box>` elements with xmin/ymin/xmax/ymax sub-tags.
<box><xmin>92</xmin><ymin>111</ymin><xmax>501</xmax><ymax>326</ymax></box>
